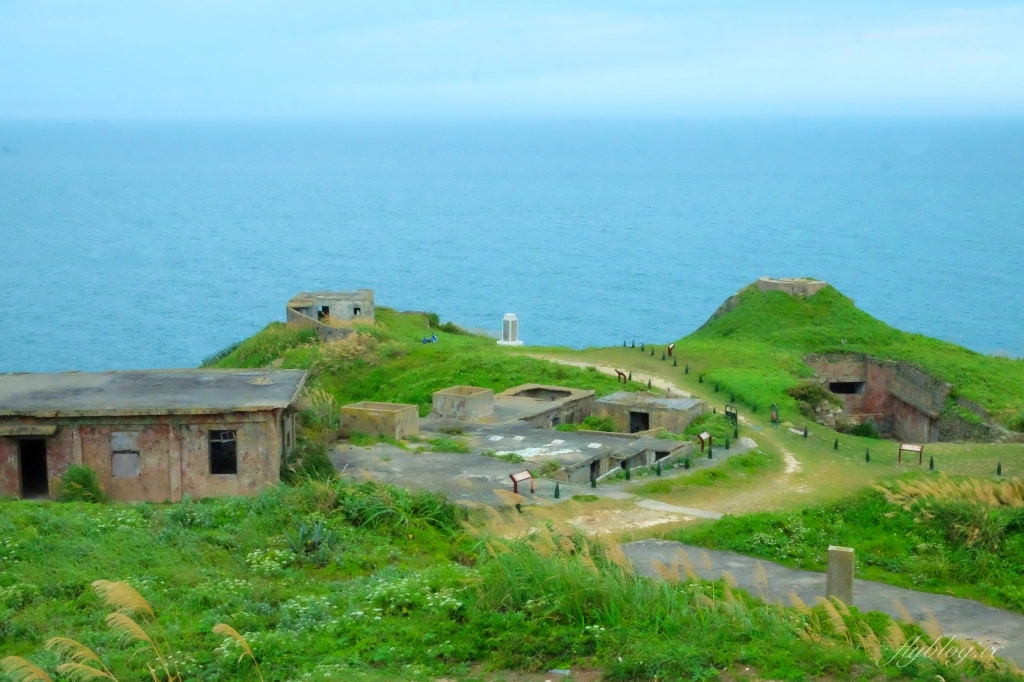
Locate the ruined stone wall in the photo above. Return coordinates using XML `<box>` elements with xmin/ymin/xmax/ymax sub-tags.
<box><xmin>286</xmin><ymin>307</ymin><xmax>356</xmax><ymax>342</ymax></box>
<box><xmin>341</xmin><ymin>403</ymin><xmax>419</xmax><ymax>439</ymax></box>
<box><xmin>592</xmin><ymin>402</ymin><xmax>705</xmax><ymax>434</ymax></box>
<box><xmin>519</xmin><ymin>396</ymin><xmax>595</xmax><ymax>429</ymax></box>
<box><xmin>0</xmin><ymin>411</ymin><xmax>283</xmax><ymax>502</ymax></box>
<box><xmin>805</xmin><ymin>353</ymin><xmax>952</xmax><ymax>442</ymax></box>
<box><xmin>431</xmin><ymin>387</ymin><xmax>494</xmax><ymax>420</ymax></box>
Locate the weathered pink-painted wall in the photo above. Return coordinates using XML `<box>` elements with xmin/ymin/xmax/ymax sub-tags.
<box><xmin>0</xmin><ymin>409</ymin><xmax>285</xmax><ymax>501</ymax></box>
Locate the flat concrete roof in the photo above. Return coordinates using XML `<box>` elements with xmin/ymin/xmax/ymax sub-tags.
<box><xmin>596</xmin><ymin>391</ymin><xmax>703</xmax><ymax>411</ymax></box>
<box><xmin>0</xmin><ymin>369</ymin><xmax>307</xmax><ymax>418</ymax></box>
<box><xmin>288</xmin><ymin>290</ymin><xmax>373</xmax><ymax>307</ymax></box>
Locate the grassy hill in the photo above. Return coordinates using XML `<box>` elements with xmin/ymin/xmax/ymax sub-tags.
<box><xmin>670</xmin><ymin>284</ymin><xmax>1024</xmax><ymax>431</ymax></box>
<box><xmin>205</xmin><ymin>307</ymin><xmax>635</xmax><ymax>415</ymax></box>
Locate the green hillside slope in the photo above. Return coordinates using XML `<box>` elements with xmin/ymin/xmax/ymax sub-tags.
<box><xmin>679</xmin><ymin>284</ymin><xmax>1024</xmax><ymax>429</ymax></box>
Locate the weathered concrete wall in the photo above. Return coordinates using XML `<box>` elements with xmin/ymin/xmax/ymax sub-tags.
<box><xmin>341</xmin><ymin>402</ymin><xmax>419</xmax><ymax>439</ymax></box>
<box><xmin>756</xmin><ymin>277</ymin><xmax>828</xmax><ymax>298</ymax></box>
<box><xmin>0</xmin><ymin>410</ymin><xmax>285</xmax><ymax>502</ymax></box>
<box><xmin>287</xmin><ymin>290</ymin><xmax>375</xmax><ymax>323</ymax></box>
<box><xmin>805</xmin><ymin>353</ymin><xmax>952</xmax><ymax>442</ymax></box>
<box><xmin>519</xmin><ymin>397</ymin><xmax>594</xmax><ymax>429</ymax></box>
<box><xmin>592</xmin><ymin>402</ymin><xmax>705</xmax><ymax>434</ymax></box>
<box><xmin>286</xmin><ymin>307</ymin><xmax>357</xmax><ymax>342</ymax></box>
<box><xmin>432</xmin><ymin>387</ymin><xmax>494</xmax><ymax>420</ymax></box>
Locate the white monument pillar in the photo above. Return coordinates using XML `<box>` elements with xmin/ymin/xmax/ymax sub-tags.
<box><xmin>497</xmin><ymin>313</ymin><xmax>523</xmax><ymax>346</ymax></box>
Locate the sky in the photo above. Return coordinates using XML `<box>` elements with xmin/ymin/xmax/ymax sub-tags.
<box><xmin>1</xmin><ymin>1</ymin><xmax>1023</xmax><ymax>118</ymax></box>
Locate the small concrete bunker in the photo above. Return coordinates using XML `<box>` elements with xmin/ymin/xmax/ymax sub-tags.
<box><xmin>0</xmin><ymin>369</ymin><xmax>307</xmax><ymax>502</ymax></box>
<box><xmin>592</xmin><ymin>391</ymin><xmax>706</xmax><ymax>434</ymax></box>
<box><xmin>287</xmin><ymin>290</ymin><xmax>375</xmax><ymax>341</ymax></box>
<box><xmin>492</xmin><ymin>384</ymin><xmax>594</xmax><ymax>429</ymax></box>
<box><xmin>341</xmin><ymin>402</ymin><xmax>419</xmax><ymax>439</ymax></box>
<box><xmin>432</xmin><ymin>386</ymin><xmax>494</xmax><ymax>420</ymax></box>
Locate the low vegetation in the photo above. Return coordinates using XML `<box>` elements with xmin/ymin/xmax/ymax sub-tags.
<box><xmin>3</xmin><ymin>484</ymin><xmax>1017</xmax><ymax>682</ymax></box>
<box><xmin>207</xmin><ymin>308</ymin><xmax>634</xmax><ymax>417</ymax></box>
<box><xmin>556</xmin><ymin>415</ymin><xmax>618</xmax><ymax>433</ymax></box>
<box><xmin>632</xmin><ymin>450</ymin><xmax>777</xmax><ymax>496</ymax></box>
<box><xmin>673</xmin><ymin>472</ymin><xmax>1024</xmax><ymax>614</ymax></box>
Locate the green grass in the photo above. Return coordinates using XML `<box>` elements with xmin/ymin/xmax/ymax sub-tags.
<box><xmin>682</xmin><ymin>285</ymin><xmax>1024</xmax><ymax>428</ymax></box>
<box><xmin>3</xmin><ymin>487</ymin><xmax>1015</xmax><ymax>682</ymax></box>
<box><xmin>556</xmin><ymin>415</ymin><xmax>618</xmax><ymax>433</ymax></box>
<box><xmin>671</xmin><ymin>473</ymin><xmax>1024</xmax><ymax>614</ymax></box>
<box><xmin>632</xmin><ymin>450</ymin><xmax>777</xmax><ymax>496</ymax></box>
<box><xmin>208</xmin><ymin>308</ymin><xmax>634</xmax><ymax>417</ymax></box>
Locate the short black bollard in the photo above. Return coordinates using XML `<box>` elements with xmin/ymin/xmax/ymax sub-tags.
<box><xmin>713</xmin><ymin>407</ymin><xmax>717</xmax><ymax>414</ymax></box>
<box><xmin>515</xmin><ymin>503</ymin><xmax>522</xmax><ymax>513</ymax></box>
<box><xmin>641</xmin><ymin>342</ymin><xmax>645</xmax><ymax>351</ymax></box>
<box><xmin>647</xmin><ymin>379</ymin><xmax>652</xmax><ymax>389</ymax></box>
<box><xmin>714</xmin><ymin>383</ymin><xmax>719</xmax><ymax>393</ymax></box>
<box><xmin>628</xmin><ymin>372</ymin><xmax>632</xmax><ymax>381</ymax></box>
<box><xmin>661</xmin><ymin>351</ymin><xmax>666</xmax><ymax>361</ymax></box>
<box><xmin>725</xmin><ymin>436</ymin><xmax>730</xmax><ymax>450</ymax></box>
<box><xmin>998</xmin><ymin>462</ymin><xmax>1003</xmax><ymax>476</ymax></box>
<box><xmin>623</xmin><ymin>340</ymin><xmax>626</xmax><ymax>347</ymax></box>
<box><xmin>734</xmin><ymin>424</ymin><xmax>739</xmax><ymax>439</ymax></box>
<box><xmin>803</xmin><ymin>426</ymin><xmax>808</xmax><ymax>438</ymax></box>
<box><xmin>656</xmin><ymin>460</ymin><xmax>662</xmax><ymax>476</ymax></box>
<box><xmin>651</xmin><ymin>348</ymin><xmax>655</xmax><ymax>356</ymax></box>
<box><xmin>929</xmin><ymin>456</ymin><xmax>934</xmax><ymax>471</ymax></box>
<box><xmin>834</xmin><ymin>438</ymin><xmax>839</xmax><ymax>451</ymax></box>
<box><xmin>684</xmin><ymin>456</ymin><xmax>691</xmax><ymax>469</ymax></box>
<box><xmin>708</xmin><ymin>445</ymin><xmax>713</xmax><ymax>459</ymax></box>
<box><xmin>685</xmin><ymin>364</ymin><xmax>689</xmax><ymax>374</ymax></box>
<box><xmin>865</xmin><ymin>448</ymin><xmax>870</xmax><ymax>462</ymax></box>
<box><xmin>625</xmin><ymin>464</ymin><xmax>631</xmax><ymax>481</ymax></box>
<box><xmin>673</xmin><ymin>357</ymin><xmax>678</xmax><ymax>367</ymax></box>
<box><xmin>698</xmin><ymin>373</ymin><xmax>703</xmax><ymax>383</ymax></box>
<box><xmin>554</xmin><ymin>482</ymin><xmax>560</xmax><ymax>499</ymax></box>
<box><xmin>730</xmin><ymin>393</ymin><xmax>736</xmax><ymax>403</ymax></box>
<box><xmin>631</xmin><ymin>340</ymin><xmax>635</xmax><ymax>348</ymax></box>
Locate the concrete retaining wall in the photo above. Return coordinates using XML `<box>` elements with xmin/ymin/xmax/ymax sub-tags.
<box><xmin>432</xmin><ymin>386</ymin><xmax>494</xmax><ymax>420</ymax></box>
<box><xmin>341</xmin><ymin>402</ymin><xmax>419</xmax><ymax>439</ymax></box>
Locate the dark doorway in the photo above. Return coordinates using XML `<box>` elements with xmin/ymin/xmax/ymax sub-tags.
<box><xmin>353</xmin><ymin>306</ymin><xmax>361</xmax><ymax>316</ymax></box>
<box><xmin>629</xmin><ymin>411</ymin><xmax>650</xmax><ymax>433</ymax></box>
<box><xmin>317</xmin><ymin>305</ymin><xmax>330</xmax><ymax>321</ymax></box>
<box><xmin>589</xmin><ymin>460</ymin><xmax>600</xmax><ymax>482</ymax></box>
<box><xmin>655</xmin><ymin>451</ymin><xmax>670</xmax><ymax>460</ymax></box>
<box><xmin>18</xmin><ymin>439</ymin><xmax>49</xmax><ymax>498</ymax></box>
<box><xmin>829</xmin><ymin>381</ymin><xmax>865</xmax><ymax>395</ymax></box>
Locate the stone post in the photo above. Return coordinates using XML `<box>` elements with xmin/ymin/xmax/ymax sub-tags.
<box><xmin>826</xmin><ymin>546</ymin><xmax>854</xmax><ymax>605</ymax></box>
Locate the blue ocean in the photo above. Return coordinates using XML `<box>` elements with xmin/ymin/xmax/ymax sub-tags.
<box><xmin>1</xmin><ymin>118</ymin><xmax>1022</xmax><ymax>373</ymax></box>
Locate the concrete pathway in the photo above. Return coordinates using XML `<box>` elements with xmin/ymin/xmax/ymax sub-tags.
<box><xmin>623</xmin><ymin>539</ymin><xmax>1024</xmax><ymax>666</ymax></box>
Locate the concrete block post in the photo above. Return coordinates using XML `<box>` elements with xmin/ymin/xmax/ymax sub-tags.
<box><xmin>826</xmin><ymin>546</ymin><xmax>854</xmax><ymax>605</ymax></box>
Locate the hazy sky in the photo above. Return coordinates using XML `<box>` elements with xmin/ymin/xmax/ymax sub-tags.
<box><xmin>2</xmin><ymin>1</ymin><xmax>1023</xmax><ymax>118</ymax></box>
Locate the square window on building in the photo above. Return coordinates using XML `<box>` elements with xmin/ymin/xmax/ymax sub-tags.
<box><xmin>209</xmin><ymin>430</ymin><xmax>238</xmax><ymax>475</ymax></box>
<box><xmin>111</xmin><ymin>431</ymin><xmax>141</xmax><ymax>478</ymax></box>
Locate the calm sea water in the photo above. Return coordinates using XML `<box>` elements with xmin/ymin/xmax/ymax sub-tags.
<box><xmin>1</xmin><ymin>119</ymin><xmax>1022</xmax><ymax>373</ymax></box>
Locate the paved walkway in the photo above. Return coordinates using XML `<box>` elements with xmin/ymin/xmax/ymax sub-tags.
<box><xmin>623</xmin><ymin>539</ymin><xmax>1024</xmax><ymax>665</ymax></box>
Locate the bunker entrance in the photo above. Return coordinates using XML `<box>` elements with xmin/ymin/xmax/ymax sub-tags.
<box><xmin>829</xmin><ymin>381</ymin><xmax>865</xmax><ymax>395</ymax></box>
<box><xmin>18</xmin><ymin>439</ymin><xmax>48</xmax><ymax>498</ymax></box>
<box><xmin>629</xmin><ymin>411</ymin><xmax>650</xmax><ymax>433</ymax></box>
<box><xmin>317</xmin><ymin>305</ymin><xmax>330</xmax><ymax>321</ymax></box>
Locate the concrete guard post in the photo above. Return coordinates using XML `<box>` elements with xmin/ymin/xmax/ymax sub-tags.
<box><xmin>826</xmin><ymin>546</ymin><xmax>854</xmax><ymax>605</ymax></box>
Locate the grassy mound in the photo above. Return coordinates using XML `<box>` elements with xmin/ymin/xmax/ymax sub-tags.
<box><xmin>674</xmin><ymin>285</ymin><xmax>1024</xmax><ymax>429</ymax></box>
<box><xmin>672</xmin><ymin>473</ymin><xmax>1024</xmax><ymax>614</ymax></box>
<box><xmin>206</xmin><ymin>308</ymin><xmax>633</xmax><ymax>417</ymax></box>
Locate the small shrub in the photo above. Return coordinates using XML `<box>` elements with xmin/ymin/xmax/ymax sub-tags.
<box><xmin>785</xmin><ymin>380</ymin><xmax>842</xmax><ymax>416</ymax></box>
<box><xmin>439</xmin><ymin>426</ymin><xmax>464</xmax><ymax>435</ymax></box>
<box><xmin>57</xmin><ymin>465</ymin><xmax>107</xmax><ymax>503</ymax></box>
<box><xmin>580</xmin><ymin>415</ymin><xmax>617</xmax><ymax>432</ymax></box>
<box><xmin>282</xmin><ymin>437</ymin><xmax>337</xmax><ymax>483</ymax></box>
<box><xmin>429</xmin><ymin>437</ymin><xmax>470</xmax><ymax>454</ymax></box>
<box><xmin>572</xmin><ymin>494</ymin><xmax>599</xmax><ymax>502</ymax></box>
<box><xmin>850</xmin><ymin>422</ymin><xmax>881</xmax><ymax>439</ymax></box>
<box><xmin>484</xmin><ymin>450</ymin><xmax>525</xmax><ymax>463</ymax></box>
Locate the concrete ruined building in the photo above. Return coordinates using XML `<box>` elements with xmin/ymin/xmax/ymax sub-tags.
<box><xmin>497</xmin><ymin>313</ymin><xmax>523</xmax><ymax>346</ymax></box>
<box><xmin>341</xmin><ymin>402</ymin><xmax>419</xmax><ymax>440</ymax></box>
<box><xmin>755</xmin><ymin>277</ymin><xmax>828</xmax><ymax>298</ymax></box>
<box><xmin>491</xmin><ymin>384</ymin><xmax>593</xmax><ymax>429</ymax></box>
<box><xmin>287</xmin><ymin>290</ymin><xmax>375</xmax><ymax>341</ymax></box>
<box><xmin>592</xmin><ymin>391</ymin><xmax>706</xmax><ymax>434</ymax></box>
<box><xmin>432</xmin><ymin>386</ymin><xmax>495</xmax><ymax>421</ymax></box>
<box><xmin>0</xmin><ymin>369</ymin><xmax>307</xmax><ymax>501</ymax></box>
<box><xmin>804</xmin><ymin>353</ymin><xmax>998</xmax><ymax>443</ymax></box>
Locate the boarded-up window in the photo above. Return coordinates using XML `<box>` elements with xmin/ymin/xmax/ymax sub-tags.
<box><xmin>209</xmin><ymin>430</ymin><xmax>238</xmax><ymax>475</ymax></box>
<box><xmin>111</xmin><ymin>431</ymin><xmax>141</xmax><ymax>478</ymax></box>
